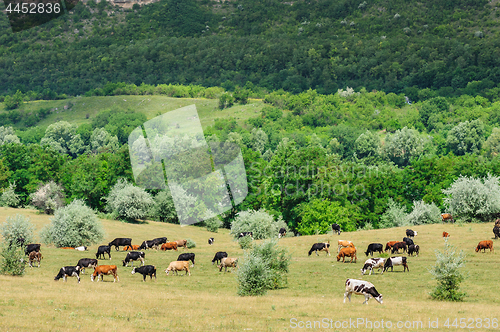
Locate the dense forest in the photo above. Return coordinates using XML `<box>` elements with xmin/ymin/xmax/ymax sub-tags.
<box><xmin>1</xmin><ymin>0</ymin><xmax>500</xmax><ymax>97</ymax></box>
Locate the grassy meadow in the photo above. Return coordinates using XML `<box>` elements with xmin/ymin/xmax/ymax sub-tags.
<box><xmin>0</xmin><ymin>207</ymin><xmax>499</xmax><ymax>331</ymax></box>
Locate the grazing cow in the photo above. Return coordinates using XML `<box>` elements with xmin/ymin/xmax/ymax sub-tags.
<box><xmin>402</xmin><ymin>237</ymin><xmax>414</xmax><ymax>246</ymax></box>
<box><xmin>91</xmin><ymin>265</ymin><xmax>119</xmax><ymax>282</ymax></box>
<box><xmin>123</xmin><ymin>245</ymin><xmax>140</xmax><ymax>251</ymax></box>
<box><xmin>338</xmin><ymin>240</ymin><xmax>354</xmax><ymax>253</ymax></box>
<box><xmin>476</xmin><ymin>240</ymin><xmax>494</xmax><ymax>253</ymax></box>
<box><xmin>443</xmin><ymin>231</ymin><xmax>450</xmax><ymax>238</ymax></box>
<box><xmin>344</xmin><ymin>279</ymin><xmax>383</xmax><ymax>304</ymax></box>
<box><xmin>406</xmin><ymin>229</ymin><xmax>417</xmax><ymax>238</ymax></box>
<box><xmin>237</xmin><ymin>232</ymin><xmax>253</xmax><ymax>239</ymax></box>
<box><xmin>95</xmin><ymin>245</ymin><xmax>111</xmax><ymax>260</ymax></box>
<box><xmin>25</xmin><ymin>244</ymin><xmax>41</xmax><ymax>255</ymax></box>
<box><xmin>384</xmin><ymin>241</ymin><xmax>398</xmax><ymax>252</ymax></box>
<box><xmin>160</xmin><ymin>242</ymin><xmax>178</xmax><ymax>251</ymax></box>
<box><xmin>360</xmin><ymin>258</ymin><xmax>385</xmax><ymax>275</ymax></box>
<box><xmin>131</xmin><ymin>265</ymin><xmax>156</xmax><ymax>281</ymax></box>
<box><xmin>108</xmin><ymin>238</ymin><xmax>132</xmax><ymax>251</ymax></box>
<box><xmin>308</xmin><ymin>242</ymin><xmax>331</xmax><ymax>256</ymax></box>
<box><xmin>441</xmin><ymin>213</ymin><xmax>454</xmax><ymax>223</ymax></box>
<box><xmin>278</xmin><ymin>228</ymin><xmax>287</xmax><ymax>238</ymax></box>
<box><xmin>138</xmin><ymin>240</ymin><xmax>159</xmax><ymax>250</ymax></box>
<box><xmin>494</xmin><ymin>226</ymin><xmax>500</xmax><ymax>239</ymax></box>
<box><xmin>122</xmin><ymin>251</ymin><xmax>145</xmax><ymax>267</ymax></box>
<box><xmin>177</xmin><ymin>253</ymin><xmax>195</xmax><ymax>266</ymax></box>
<box><xmin>74</xmin><ymin>246</ymin><xmax>87</xmax><ymax>251</ymax></box>
<box><xmin>175</xmin><ymin>239</ymin><xmax>187</xmax><ymax>249</ymax></box>
<box><xmin>337</xmin><ymin>247</ymin><xmax>357</xmax><ymax>263</ymax></box>
<box><xmin>383</xmin><ymin>256</ymin><xmax>409</xmax><ymax>272</ymax></box>
<box><xmin>208</xmin><ymin>238</ymin><xmax>214</xmax><ymax>245</ymax></box>
<box><xmin>364</xmin><ymin>243</ymin><xmax>383</xmax><ymax>256</ymax></box>
<box><xmin>212</xmin><ymin>251</ymin><xmax>228</xmax><ymax>265</ymax></box>
<box><xmin>77</xmin><ymin>258</ymin><xmax>98</xmax><ymax>274</ymax></box>
<box><xmin>54</xmin><ymin>266</ymin><xmax>80</xmax><ymax>283</ymax></box>
<box><xmin>218</xmin><ymin>257</ymin><xmax>238</xmax><ymax>272</ymax></box>
<box><xmin>331</xmin><ymin>223</ymin><xmax>342</xmax><ymax>235</ymax></box>
<box><xmin>153</xmin><ymin>237</ymin><xmax>168</xmax><ymax>245</ymax></box>
<box><xmin>408</xmin><ymin>244</ymin><xmax>420</xmax><ymax>257</ymax></box>
<box><xmin>391</xmin><ymin>242</ymin><xmax>407</xmax><ymax>254</ymax></box>
<box><xmin>28</xmin><ymin>251</ymin><xmax>42</xmax><ymax>268</ymax></box>
<box><xmin>165</xmin><ymin>261</ymin><xmax>191</xmax><ymax>276</ymax></box>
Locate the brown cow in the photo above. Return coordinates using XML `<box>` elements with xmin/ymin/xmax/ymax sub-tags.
<box><xmin>123</xmin><ymin>245</ymin><xmax>140</xmax><ymax>251</ymax></box>
<box><xmin>161</xmin><ymin>242</ymin><xmax>178</xmax><ymax>251</ymax></box>
<box><xmin>28</xmin><ymin>251</ymin><xmax>42</xmax><ymax>268</ymax></box>
<box><xmin>91</xmin><ymin>265</ymin><xmax>119</xmax><ymax>282</ymax></box>
<box><xmin>442</xmin><ymin>232</ymin><xmax>450</xmax><ymax>238</ymax></box>
<box><xmin>218</xmin><ymin>257</ymin><xmax>238</xmax><ymax>272</ymax></box>
<box><xmin>337</xmin><ymin>240</ymin><xmax>354</xmax><ymax>253</ymax></box>
<box><xmin>475</xmin><ymin>240</ymin><xmax>494</xmax><ymax>253</ymax></box>
<box><xmin>175</xmin><ymin>240</ymin><xmax>187</xmax><ymax>249</ymax></box>
<box><xmin>337</xmin><ymin>247</ymin><xmax>357</xmax><ymax>263</ymax></box>
<box><xmin>441</xmin><ymin>213</ymin><xmax>454</xmax><ymax>223</ymax></box>
<box><xmin>391</xmin><ymin>242</ymin><xmax>407</xmax><ymax>254</ymax></box>
<box><xmin>60</xmin><ymin>247</ymin><xmax>75</xmax><ymax>249</ymax></box>
<box><xmin>165</xmin><ymin>261</ymin><xmax>191</xmax><ymax>276</ymax></box>
<box><xmin>384</xmin><ymin>241</ymin><xmax>398</xmax><ymax>252</ymax></box>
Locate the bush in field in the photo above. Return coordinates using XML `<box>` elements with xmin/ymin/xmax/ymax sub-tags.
<box><xmin>151</xmin><ymin>191</ymin><xmax>177</xmax><ymax>223</ymax></box>
<box><xmin>230</xmin><ymin>210</ymin><xmax>287</xmax><ymax>240</ymax></box>
<box><xmin>379</xmin><ymin>198</ymin><xmax>408</xmax><ymax>228</ymax></box>
<box><xmin>29</xmin><ymin>181</ymin><xmax>65</xmax><ymax>215</ymax></box>
<box><xmin>0</xmin><ymin>214</ymin><xmax>35</xmax><ymax>246</ymax></box>
<box><xmin>1</xmin><ymin>182</ymin><xmax>20</xmax><ymax>207</ymax></box>
<box><xmin>106</xmin><ymin>179</ymin><xmax>153</xmax><ymax>222</ymax></box>
<box><xmin>237</xmin><ymin>239</ymin><xmax>290</xmax><ymax>296</ymax></box>
<box><xmin>297</xmin><ymin>199</ymin><xmax>356</xmax><ymax>235</ymax></box>
<box><xmin>186</xmin><ymin>238</ymin><xmax>196</xmax><ymax>248</ymax></box>
<box><xmin>204</xmin><ymin>215</ymin><xmax>222</xmax><ymax>233</ymax></box>
<box><xmin>429</xmin><ymin>239</ymin><xmax>467</xmax><ymax>301</ymax></box>
<box><xmin>0</xmin><ymin>243</ymin><xmax>26</xmax><ymax>276</ymax></box>
<box><xmin>405</xmin><ymin>200</ymin><xmax>441</xmax><ymax>225</ymax></box>
<box><xmin>442</xmin><ymin>174</ymin><xmax>500</xmax><ymax>222</ymax></box>
<box><xmin>238</xmin><ymin>235</ymin><xmax>253</xmax><ymax>249</ymax></box>
<box><xmin>40</xmin><ymin>200</ymin><xmax>104</xmax><ymax>248</ymax></box>
<box><xmin>0</xmin><ymin>126</ymin><xmax>21</xmax><ymax>146</ymax></box>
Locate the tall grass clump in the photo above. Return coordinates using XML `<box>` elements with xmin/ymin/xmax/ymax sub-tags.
<box><xmin>204</xmin><ymin>215</ymin><xmax>223</xmax><ymax>233</ymax></box>
<box><xmin>429</xmin><ymin>239</ymin><xmax>467</xmax><ymax>301</ymax></box>
<box><xmin>237</xmin><ymin>239</ymin><xmax>290</xmax><ymax>296</ymax></box>
<box><xmin>238</xmin><ymin>235</ymin><xmax>253</xmax><ymax>249</ymax></box>
<box><xmin>186</xmin><ymin>238</ymin><xmax>196</xmax><ymax>249</ymax></box>
<box><xmin>40</xmin><ymin>200</ymin><xmax>104</xmax><ymax>247</ymax></box>
<box><xmin>0</xmin><ymin>243</ymin><xmax>26</xmax><ymax>276</ymax></box>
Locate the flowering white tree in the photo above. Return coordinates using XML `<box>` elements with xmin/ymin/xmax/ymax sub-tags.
<box><xmin>30</xmin><ymin>181</ymin><xmax>65</xmax><ymax>214</ymax></box>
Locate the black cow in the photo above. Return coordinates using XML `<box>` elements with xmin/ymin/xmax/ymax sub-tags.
<box><xmin>77</xmin><ymin>258</ymin><xmax>98</xmax><ymax>274</ymax></box>
<box><xmin>383</xmin><ymin>257</ymin><xmax>409</xmax><ymax>272</ymax></box>
<box><xmin>54</xmin><ymin>266</ymin><xmax>81</xmax><ymax>283</ymax></box>
<box><xmin>278</xmin><ymin>228</ymin><xmax>287</xmax><ymax>238</ymax></box>
<box><xmin>406</xmin><ymin>229</ymin><xmax>417</xmax><ymax>238</ymax></box>
<box><xmin>139</xmin><ymin>240</ymin><xmax>159</xmax><ymax>250</ymax></box>
<box><xmin>391</xmin><ymin>242</ymin><xmax>407</xmax><ymax>254</ymax></box>
<box><xmin>408</xmin><ymin>244</ymin><xmax>420</xmax><ymax>257</ymax></box>
<box><xmin>308</xmin><ymin>243</ymin><xmax>331</xmax><ymax>256</ymax></box>
<box><xmin>208</xmin><ymin>238</ymin><xmax>214</xmax><ymax>245</ymax></box>
<box><xmin>122</xmin><ymin>251</ymin><xmax>145</xmax><ymax>267</ymax></box>
<box><xmin>108</xmin><ymin>238</ymin><xmax>132</xmax><ymax>251</ymax></box>
<box><xmin>238</xmin><ymin>232</ymin><xmax>253</xmax><ymax>239</ymax></box>
<box><xmin>212</xmin><ymin>251</ymin><xmax>228</xmax><ymax>265</ymax></box>
<box><xmin>25</xmin><ymin>243</ymin><xmax>41</xmax><ymax>255</ymax></box>
<box><xmin>178</xmin><ymin>253</ymin><xmax>195</xmax><ymax>266</ymax></box>
<box><xmin>9</xmin><ymin>237</ymin><xmax>25</xmax><ymax>248</ymax></box>
<box><xmin>131</xmin><ymin>265</ymin><xmax>156</xmax><ymax>281</ymax></box>
<box><xmin>493</xmin><ymin>226</ymin><xmax>500</xmax><ymax>239</ymax></box>
<box><xmin>152</xmin><ymin>237</ymin><xmax>168</xmax><ymax>245</ymax></box>
<box><xmin>364</xmin><ymin>243</ymin><xmax>383</xmax><ymax>256</ymax></box>
<box><xmin>402</xmin><ymin>237</ymin><xmax>414</xmax><ymax>246</ymax></box>
<box><xmin>96</xmin><ymin>245</ymin><xmax>111</xmax><ymax>260</ymax></box>
<box><xmin>331</xmin><ymin>223</ymin><xmax>342</xmax><ymax>235</ymax></box>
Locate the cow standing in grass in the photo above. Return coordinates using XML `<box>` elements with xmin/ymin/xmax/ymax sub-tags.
<box><xmin>364</xmin><ymin>243</ymin><xmax>383</xmax><ymax>256</ymax></box>
<box><xmin>308</xmin><ymin>243</ymin><xmax>331</xmax><ymax>256</ymax></box>
<box><xmin>383</xmin><ymin>257</ymin><xmax>409</xmax><ymax>272</ymax></box>
<box><xmin>108</xmin><ymin>238</ymin><xmax>132</xmax><ymax>251</ymax></box>
<box><xmin>331</xmin><ymin>223</ymin><xmax>342</xmax><ymax>235</ymax></box>
<box><xmin>54</xmin><ymin>266</ymin><xmax>80</xmax><ymax>283</ymax></box>
<box><xmin>77</xmin><ymin>258</ymin><xmax>98</xmax><ymax>274</ymax></box>
<box><xmin>361</xmin><ymin>258</ymin><xmax>385</xmax><ymax>275</ymax></box>
<box><xmin>344</xmin><ymin>279</ymin><xmax>383</xmax><ymax>304</ymax></box>
<box><xmin>131</xmin><ymin>265</ymin><xmax>156</xmax><ymax>281</ymax></box>
<box><xmin>476</xmin><ymin>240</ymin><xmax>494</xmax><ymax>253</ymax></box>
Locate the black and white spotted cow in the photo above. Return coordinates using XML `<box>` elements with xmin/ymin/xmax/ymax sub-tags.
<box><xmin>406</xmin><ymin>229</ymin><xmax>417</xmax><ymax>238</ymax></box>
<box><xmin>360</xmin><ymin>258</ymin><xmax>386</xmax><ymax>275</ymax></box>
<box><xmin>331</xmin><ymin>223</ymin><xmax>342</xmax><ymax>235</ymax></box>
<box><xmin>383</xmin><ymin>256</ymin><xmax>409</xmax><ymax>272</ymax></box>
<box><xmin>344</xmin><ymin>279</ymin><xmax>383</xmax><ymax>304</ymax></box>
<box><xmin>122</xmin><ymin>251</ymin><xmax>145</xmax><ymax>267</ymax></box>
<box><xmin>408</xmin><ymin>244</ymin><xmax>420</xmax><ymax>257</ymax></box>
<box><xmin>131</xmin><ymin>265</ymin><xmax>156</xmax><ymax>282</ymax></box>
<box><xmin>54</xmin><ymin>266</ymin><xmax>81</xmax><ymax>283</ymax></box>
<box><xmin>402</xmin><ymin>237</ymin><xmax>414</xmax><ymax>246</ymax></box>
<box><xmin>208</xmin><ymin>238</ymin><xmax>214</xmax><ymax>245</ymax></box>
<box><xmin>238</xmin><ymin>232</ymin><xmax>253</xmax><ymax>239</ymax></box>
<box><xmin>364</xmin><ymin>243</ymin><xmax>383</xmax><ymax>256</ymax></box>
<box><xmin>278</xmin><ymin>228</ymin><xmax>287</xmax><ymax>238</ymax></box>
<box><xmin>77</xmin><ymin>258</ymin><xmax>98</xmax><ymax>274</ymax></box>
<box><xmin>139</xmin><ymin>240</ymin><xmax>159</xmax><ymax>250</ymax></box>
<box><xmin>308</xmin><ymin>242</ymin><xmax>331</xmax><ymax>256</ymax></box>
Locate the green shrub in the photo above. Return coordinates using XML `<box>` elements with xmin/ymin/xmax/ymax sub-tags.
<box><xmin>106</xmin><ymin>179</ymin><xmax>153</xmax><ymax>222</ymax></box>
<box><xmin>379</xmin><ymin>198</ymin><xmax>408</xmax><ymax>228</ymax></box>
<box><xmin>0</xmin><ymin>214</ymin><xmax>35</xmax><ymax>246</ymax></box>
<box><xmin>186</xmin><ymin>238</ymin><xmax>196</xmax><ymax>248</ymax></box>
<box><xmin>406</xmin><ymin>200</ymin><xmax>441</xmax><ymax>225</ymax></box>
<box><xmin>204</xmin><ymin>216</ymin><xmax>222</xmax><ymax>233</ymax></box>
<box><xmin>40</xmin><ymin>200</ymin><xmax>104</xmax><ymax>247</ymax></box>
<box><xmin>150</xmin><ymin>191</ymin><xmax>177</xmax><ymax>223</ymax></box>
<box><xmin>230</xmin><ymin>210</ymin><xmax>287</xmax><ymax>240</ymax></box>
<box><xmin>238</xmin><ymin>235</ymin><xmax>253</xmax><ymax>249</ymax></box>
<box><xmin>29</xmin><ymin>181</ymin><xmax>65</xmax><ymax>215</ymax></box>
<box><xmin>0</xmin><ymin>243</ymin><xmax>26</xmax><ymax>276</ymax></box>
<box><xmin>1</xmin><ymin>182</ymin><xmax>20</xmax><ymax>208</ymax></box>
<box><xmin>429</xmin><ymin>239</ymin><xmax>467</xmax><ymax>301</ymax></box>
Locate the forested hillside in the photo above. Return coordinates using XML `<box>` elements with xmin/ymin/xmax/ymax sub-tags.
<box><xmin>1</xmin><ymin>0</ymin><xmax>500</xmax><ymax>97</ymax></box>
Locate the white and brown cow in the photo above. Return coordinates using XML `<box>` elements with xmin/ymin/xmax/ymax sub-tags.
<box><xmin>344</xmin><ymin>279</ymin><xmax>383</xmax><ymax>304</ymax></box>
<box><xmin>383</xmin><ymin>256</ymin><xmax>409</xmax><ymax>272</ymax></box>
<box><xmin>338</xmin><ymin>240</ymin><xmax>354</xmax><ymax>253</ymax></box>
<box><xmin>360</xmin><ymin>258</ymin><xmax>385</xmax><ymax>275</ymax></box>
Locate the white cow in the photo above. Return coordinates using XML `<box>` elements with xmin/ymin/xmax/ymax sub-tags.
<box><xmin>344</xmin><ymin>279</ymin><xmax>383</xmax><ymax>304</ymax></box>
<box><xmin>360</xmin><ymin>258</ymin><xmax>385</xmax><ymax>275</ymax></box>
